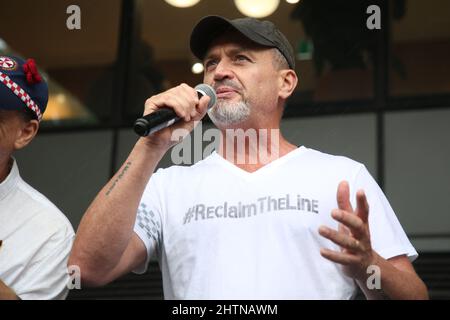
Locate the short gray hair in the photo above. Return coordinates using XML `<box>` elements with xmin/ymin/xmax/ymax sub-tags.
<box><xmin>271</xmin><ymin>48</ymin><xmax>290</xmax><ymax>70</ymax></box>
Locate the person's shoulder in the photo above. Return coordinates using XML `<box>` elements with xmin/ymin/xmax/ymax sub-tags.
<box><xmin>301</xmin><ymin>146</ymin><xmax>364</xmax><ymax>170</ymax></box>
<box><xmin>15</xmin><ymin>178</ymin><xmax>75</xmax><ymax>236</ymax></box>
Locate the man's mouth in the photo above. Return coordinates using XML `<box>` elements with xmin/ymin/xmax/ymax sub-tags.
<box><xmin>215</xmin><ymin>87</ymin><xmax>238</xmax><ymax>99</ymax></box>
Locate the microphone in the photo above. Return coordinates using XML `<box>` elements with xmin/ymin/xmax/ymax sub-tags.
<box><xmin>133</xmin><ymin>84</ymin><xmax>217</xmax><ymax>137</ymax></box>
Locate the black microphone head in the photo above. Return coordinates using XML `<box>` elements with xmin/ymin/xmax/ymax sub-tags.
<box><xmin>195</xmin><ymin>84</ymin><xmax>216</xmax><ymax>110</ymax></box>
<box><xmin>134</xmin><ymin>118</ymin><xmax>150</xmax><ymax>136</ymax></box>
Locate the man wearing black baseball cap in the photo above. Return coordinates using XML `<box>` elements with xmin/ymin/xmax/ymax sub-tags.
<box><xmin>0</xmin><ymin>55</ymin><xmax>74</xmax><ymax>299</ymax></box>
<box><xmin>71</xmin><ymin>16</ymin><xmax>427</xmax><ymax>300</ymax></box>
<box><xmin>190</xmin><ymin>15</ymin><xmax>296</xmax><ymax>70</ymax></box>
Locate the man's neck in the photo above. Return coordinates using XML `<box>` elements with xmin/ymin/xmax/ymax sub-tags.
<box><xmin>217</xmin><ymin>126</ymin><xmax>297</xmax><ymax>173</ymax></box>
<box><xmin>0</xmin><ymin>157</ymin><xmax>12</xmax><ymax>184</ymax></box>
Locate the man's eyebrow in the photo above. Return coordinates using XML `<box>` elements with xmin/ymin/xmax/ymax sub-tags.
<box><xmin>203</xmin><ymin>46</ymin><xmax>254</xmax><ymax>62</ymax></box>
<box><xmin>203</xmin><ymin>52</ymin><xmax>217</xmax><ymax>63</ymax></box>
<box><xmin>228</xmin><ymin>47</ymin><xmax>253</xmax><ymax>55</ymax></box>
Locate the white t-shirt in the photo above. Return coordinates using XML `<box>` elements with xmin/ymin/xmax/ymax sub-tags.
<box><xmin>133</xmin><ymin>146</ymin><xmax>417</xmax><ymax>299</ymax></box>
<box><xmin>0</xmin><ymin>159</ymin><xmax>75</xmax><ymax>300</ymax></box>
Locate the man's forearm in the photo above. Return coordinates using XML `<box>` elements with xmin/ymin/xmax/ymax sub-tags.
<box><xmin>0</xmin><ymin>280</ymin><xmax>19</xmax><ymax>300</ymax></box>
<box><xmin>69</xmin><ymin>139</ymin><xmax>166</xmax><ymax>280</ymax></box>
<box><xmin>357</xmin><ymin>252</ymin><xmax>429</xmax><ymax>300</ymax></box>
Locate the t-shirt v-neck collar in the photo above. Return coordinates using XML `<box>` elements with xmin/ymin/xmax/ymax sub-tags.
<box><xmin>210</xmin><ymin>146</ymin><xmax>307</xmax><ymax>179</ymax></box>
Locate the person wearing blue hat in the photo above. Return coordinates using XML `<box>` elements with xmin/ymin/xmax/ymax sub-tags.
<box><xmin>0</xmin><ymin>55</ymin><xmax>74</xmax><ymax>300</ymax></box>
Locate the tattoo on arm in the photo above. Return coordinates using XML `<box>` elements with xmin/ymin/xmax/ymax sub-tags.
<box><xmin>105</xmin><ymin>162</ymin><xmax>132</xmax><ymax>196</ymax></box>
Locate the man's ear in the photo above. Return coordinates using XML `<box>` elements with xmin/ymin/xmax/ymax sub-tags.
<box><xmin>278</xmin><ymin>69</ymin><xmax>298</xmax><ymax>100</ymax></box>
<box><xmin>14</xmin><ymin>119</ymin><xmax>39</xmax><ymax>150</ymax></box>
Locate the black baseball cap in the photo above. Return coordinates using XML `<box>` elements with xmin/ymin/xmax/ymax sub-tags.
<box><xmin>190</xmin><ymin>15</ymin><xmax>295</xmax><ymax>69</ymax></box>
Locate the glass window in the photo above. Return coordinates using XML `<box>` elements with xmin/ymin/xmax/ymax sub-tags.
<box><xmin>0</xmin><ymin>0</ymin><xmax>121</xmax><ymax>128</ymax></box>
<box><xmin>390</xmin><ymin>0</ymin><xmax>450</xmax><ymax>97</ymax></box>
<box><xmin>290</xmin><ymin>0</ymin><xmax>375</xmax><ymax>102</ymax></box>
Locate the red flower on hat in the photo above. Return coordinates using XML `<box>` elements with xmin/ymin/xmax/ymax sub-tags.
<box><xmin>22</xmin><ymin>58</ymin><xmax>42</xmax><ymax>84</ymax></box>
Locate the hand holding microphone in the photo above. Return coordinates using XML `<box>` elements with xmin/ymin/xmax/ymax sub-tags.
<box><xmin>134</xmin><ymin>83</ymin><xmax>216</xmax><ymax>137</ymax></box>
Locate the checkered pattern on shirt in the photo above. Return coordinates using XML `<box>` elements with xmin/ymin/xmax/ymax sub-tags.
<box><xmin>136</xmin><ymin>202</ymin><xmax>161</xmax><ymax>245</ymax></box>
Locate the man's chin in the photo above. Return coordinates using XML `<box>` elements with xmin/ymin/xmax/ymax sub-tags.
<box><xmin>207</xmin><ymin>100</ymin><xmax>251</xmax><ymax>127</ymax></box>
<box><xmin>208</xmin><ymin>113</ymin><xmax>250</xmax><ymax>129</ymax></box>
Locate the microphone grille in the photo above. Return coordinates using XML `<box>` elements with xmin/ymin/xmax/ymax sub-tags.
<box><xmin>195</xmin><ymin>83</ymin><xmax>216</xmax><ymax>110</ymax></box>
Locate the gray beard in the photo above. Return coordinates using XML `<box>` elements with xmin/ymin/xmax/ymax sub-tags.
<box><xmin>208</xmin><ymin>100</ymin><xmax>251</xmax><ymax>126</ymax></box>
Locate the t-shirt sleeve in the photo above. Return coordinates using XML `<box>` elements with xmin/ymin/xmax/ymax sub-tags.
<box><xmin>132</xmin><ymin>169</ymin><xmax>164</xmax><ymax>274</ymax></box>
<box><xmin>351</xmin><ymin>165</ymin><xmax>418</xmax><ymax>262</ymax></box>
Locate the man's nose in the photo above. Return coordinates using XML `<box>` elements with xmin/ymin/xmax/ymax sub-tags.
<box><xmin>213</xmin><ymin>60</ymin><xmax>234</xmax><ymax>81</ymax></box>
